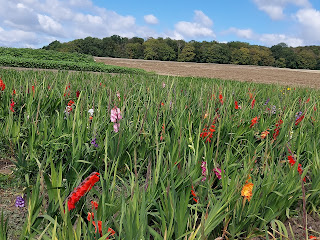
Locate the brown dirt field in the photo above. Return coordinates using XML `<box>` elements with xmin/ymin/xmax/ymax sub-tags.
<box><xmin>95</xmin><ymin>57</ymin><xmax>320</xmax><ymax>89</ymax></box>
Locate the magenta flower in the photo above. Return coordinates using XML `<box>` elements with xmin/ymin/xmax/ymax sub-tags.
<box><xmin>201</xmin><ymin>161</ymin><xmax>207</xmax><ymax>182</ymax></box>
<box><xmin>213</xmin><ymin>168</ymin><xmax>222</xmax><ymax>180</ymax></box>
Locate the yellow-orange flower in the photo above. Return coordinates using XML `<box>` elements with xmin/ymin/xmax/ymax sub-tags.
<box><xmin>241</xmin><ymin>181</ymin><xmax>254</xmax><ymax>202</ymax></box>
<box><xmin>260</xmin><ymin>130</ymin><xmax>270</xmax><ymax>139</ymax></box>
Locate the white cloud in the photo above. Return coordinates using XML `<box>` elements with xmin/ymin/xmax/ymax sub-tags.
<box><xmin>0</xmin><ymin>26</ymin><xmax>39</xmax><ymax>47</ymax></box>
<box><xmin>225</xmin><ymin>28</ymin><xmax>255</xmax><ymax>39</ymax></box>
<box><xmin>259</xmin><ymin>34</ymin><xmax>303</xmax><ymax>47</ymax></box>
<box><xmin>224</xmin><ymin>27</ymin><xmax>303</xmax><ymax>47</ymax></box>
<box><xmin>37</xmin><ymin>14</ymin><xmax>64</xmax><ymax>36</ymax></box>
<box><xmin>253</xmin><ymin>0</ymin><xmax>311</xmax><ymax>20</ymax></box>
<box><xmin>295</xmin><ymin>8</ymin><xmax>320</xmax><ymax>44</ymax></box>
<box><xmin>144</xmin><ymin>14</ymin><xmax>158</xmax><ymax>24</ymax></box>
<box><xmin>173</xmin><ymin>10</ymin><xmax>215</xmax><ymax>39</ymax></box>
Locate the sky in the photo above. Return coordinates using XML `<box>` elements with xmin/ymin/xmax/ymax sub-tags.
<box><xmin>0</xmin><ymin>0</ymin><xmax>320</xmax><ymax>48</ymax></box>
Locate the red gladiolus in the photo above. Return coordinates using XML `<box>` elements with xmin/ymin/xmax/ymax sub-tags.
<box><xmin>200</xmin><ymin>124</ymin><xmax>215</xmax><ymax>143</ymax></box>
<box><xmin>306</xmin><ymin>97</ymin><xmax>310</xmax><ymax>103</ymax></box>
<box><xmin>249</xmin><ymin>117</ymin><xmax>258</xmax><ymax>128</ymax></box>
<box><xmin>219</xmin><ymin>94</ymin><xmax>223</xmax><ymax>104</ymax></box>
<box><xmin>66</xmin><ymin>172</ymin><xmax>100</xmax><ymax>211</ymax></box>
<box><xmin>32</xmin><ymin>85</ymin><xmax>35</xmax><ymax>95</ymax></box>
<box><xmin>191</xmin><ymin>186</ymin><xmax>198</xmax><ymax>203</ymax></box>
<box><xmin>288</xmin><ymin>155</ymin><xmax>295</xmax><ymax>166</ymax></box>
<box><xmin>12</xmin><ymin>89</ymin><xmax>16</xmax><ymax>95</ymax></box>
<box><xmin>273</xmin><ymin>119</ymin><xmax>283</xmax><ymax>140</ymax></box>
<box><xmin>76</xmin><ymin>90</ymin><xmax>80</xmax><ymax>98</ymax></box>
<box><xmin>295</xmin><ymin>115</ymin><xmax>304</xmax><ymax>125</ymax></box>
<box><xmin>107</xmin><ymin>228</ymin><xmax>116</xmax><ymax>239</ymax></box>
<box><xmin>91</xmin><ymin>201</ymin><xmax>98</xmax><ymax>210</ymax></box>
<box><xmin>0</xmin><ymin>78</ymin><xmax>5</xmax><ymax>91</ymax></box>
<box><xmin>288</xmin><ymin>155</ymin><xmax>306</xmax><ymax>182</ymax></box>
<box><xmin>68</xmin><ymin>100</ymin><xmax>75</xmax><ymax>106</ymax></box>
<box><xmin>235</xmin><ymin>101</ymin><xmax>239</xmax><ymax>109</ymax></box>
<box><xmin>251</xmin><ymin>99</ymin><xmax>255</xmax><ymax>109</ymax></box>
<box><xmin>10</xmin><ymin>99</ymin><xmax>15</xmax><ymax>112</ymax></box>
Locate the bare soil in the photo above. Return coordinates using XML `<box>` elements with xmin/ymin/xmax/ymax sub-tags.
<box><xmin>95</xmin><ymin>57</ymin><xmax>320</xmax><ymax>89</ymax></box>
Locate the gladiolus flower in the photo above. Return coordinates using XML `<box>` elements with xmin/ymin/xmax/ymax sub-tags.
<box><xmin>88</xmin><ymin>108</ymin><xmax>94</xmax><ymax>116</ymax></box>
<box><xmin>12</xmin><ymin>89</ymin><xmax>16</xmax><ymax>95</ymax></box>
<box><xmin>67</xmin><ymin>100</ymin><xmax>75</xmax><ymax>106</ymax></box>
<box><xmin>241</xmin><ymin>177</ymin><xmax>254</xmax><ymax>202</ymax></box>
<box><xmin>249</xmin><ymin>117</ymin><xmax>258</xmax><ymax>128</ymax></box>
<box><xmin>260</xmin><ymin>130</ymin><xmax>270</xmax><ymax>139</ymax></box>
<box><xmin>200</xmin><ymin>124</ymin><xmax>215</xmax><ymax>143</ymax></box>
<box><xmin>0</xmin><ymin>78</ymin><xmax>5</xmax><ymax>91</ymax></box>
<box><xmin>66</xmin><ymin>172</ymin><xmax>100</xmax><ymax>211</ymax></box>
<box><xmin>113</xmin><ymin>123</ymin><xmax>119</xmax><ymax>133</ymax></box>
<box><xmin>110</xmin><ymin>107</ymin><xmax>122</xmax><ymax>122</ymax></box>
<box><xmin>287</xmin><ymin>155</ymin><xmax>306</xmax><ymax>182</ymax></box>
<box><xmin>76</xmin><ymin>90</ymin><xmax>80</xmax><ymax>98</ymax></box>
<box><xmin>191</xmin><ymin>186</ymin><xmax>198</xmax><ymax>203</ymax></box>
<box><xmin>251</xmin><ymin>99</ymin><xmax>255</xmax><ymax>109</ymax></box>
<box><xmin>10</xmin><ymin>99</ymin><xmax>15</xmax><ymax>112</ymax></box>
<box><xmin>235</xmin><ymin>101</ymin><xmax>239</xmax><ymax>109</ymax></box>
<box><xmin>107</xmin><ymin>228</ymin><xmax>116</xmax><ymax>239</ymax></box>
<box><xmin>219</xmin><ymin>94</ymin><xmax>223</xmax><ymax>104</ymax></box>
<box><xmin>91</xmin><ymin>201</ymin><xmax>98</xmax><ymax>210</ymax></box>
<box><xmin>87</xmin><ymin>212</ymin><xmax>94</xmax><ymax>221</ymax></box>
<box><xmin>201</xmin><ymin>161</ymin><xmax>207</xmax><ymax>182</ymax></box>
<box><xmin>15</xmin><ymin>195</ymin><xmax>25</xmax><ymax>208</ymax></box>
<box><xmin>213</xmin><ymin>168</ymin><xmax>222</xmax><ymax>180</ymax></box>
<box><xmin>295</xmin><ymin>114</ymin><xmax>304</xmax><ymax>125</ymax></box>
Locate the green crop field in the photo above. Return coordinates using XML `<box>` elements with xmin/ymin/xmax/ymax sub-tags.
<box><xmin>0</xmin><ymin>47</ymin><xmax>146</xmax><ymax>74</ymax></box>
<box><xmin>0</xmin><ymin>68</ymin><xmax>320</xmax><ymax>239</ymax></box>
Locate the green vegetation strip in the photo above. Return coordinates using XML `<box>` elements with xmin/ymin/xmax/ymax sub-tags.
<box><xmin>0</xmin><ymin>56</ymin><xmax>147</xmax><ymax>74</ymax></box>
<box><xmin>0</xmin><ymin>47</ymin><xmax>147</xmax><ymax>74</ymax></box>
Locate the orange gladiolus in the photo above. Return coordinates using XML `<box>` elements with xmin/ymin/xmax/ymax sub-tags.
<box><xmin>260</xmin><ymin>130</ymin><xmax>270</xmax><ymax>139</ymax></box>
<box><xmin>241</xmin><ymin>177</ymin><xmax>254</xmax><ymax>202</ymax></box>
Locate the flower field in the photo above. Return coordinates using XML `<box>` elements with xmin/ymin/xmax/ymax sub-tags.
<box><xmin>0</xmin><ymin>68</ymin><xmax>320</xmax><ymax>239</ymax></box>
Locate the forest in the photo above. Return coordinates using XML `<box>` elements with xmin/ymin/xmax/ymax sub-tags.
<box><xmin>42</xmin><ymin>35</ymin><xmax>320</xmax><ymax>70</ymax></box>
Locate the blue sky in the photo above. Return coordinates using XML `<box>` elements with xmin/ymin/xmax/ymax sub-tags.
<box><xmin>0</xmin><ymin>0</ymin><xmax>319</xmax><ymax>48</ymax></box>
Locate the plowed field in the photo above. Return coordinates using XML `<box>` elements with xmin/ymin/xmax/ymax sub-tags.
<box><xmin>95</xmin><ymin>57</ymin><xmax>320</xmax><ymax>89</ymax></box>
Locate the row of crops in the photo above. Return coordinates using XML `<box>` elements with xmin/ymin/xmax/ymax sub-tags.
<box><xmin>0</xmin><ymin>68</ymin><xmax>320</xmax><ymax>239</ymax></box>
<box><xmin>0</xmin><ymin>47</ymin><xmax>146</xmax><ymax>74</ymax></box>
<box><xmin>0</xmin><ymin>47</ymin><xmax>94</xmax><ymax>63</ymax></box>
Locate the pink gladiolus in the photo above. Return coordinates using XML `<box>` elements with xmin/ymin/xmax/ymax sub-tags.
<box><xmin>111</xmin><ymin>107</ymin><xmax>122</xmax><ymax>132</ymax></box>
<box><xmin>113</xmin><ymin>123</ymin><xmax>120</xmax><ymax>133</ymax></box>
<box><xmin>111</xmin><ymin>107</ymin><xmax>122</xmax><ymax>122</ymax></box>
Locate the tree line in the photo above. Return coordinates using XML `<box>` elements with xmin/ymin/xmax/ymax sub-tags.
<box><xmin>42</xmin><ymin>36</ymin><xmax>320</xmax><ymax>70</ymax></box>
